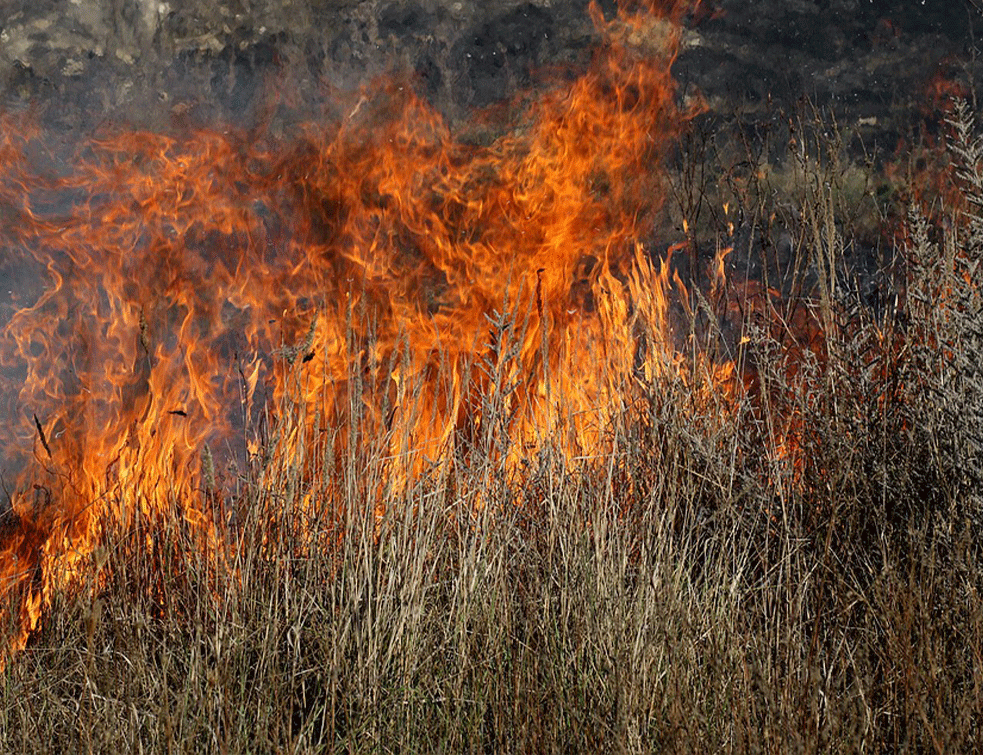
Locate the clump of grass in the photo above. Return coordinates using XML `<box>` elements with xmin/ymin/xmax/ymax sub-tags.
<box><xmin>2</xmin><ymin>103</ymin><xmax>983</xmax><ymax>754</ymax></box>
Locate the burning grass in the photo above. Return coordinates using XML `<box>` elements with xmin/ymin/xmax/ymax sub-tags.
<box><xmin>2</xmin><ymin>146</ymin><xmax>982</xmax><ymax>749</ymax></box>
<box><xmin>1</xmin><ymin>1</ymin><xmax>983</xmax><ymax>750</ymax></box>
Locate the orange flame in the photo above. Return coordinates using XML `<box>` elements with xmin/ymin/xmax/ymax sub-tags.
<box><xmin>0</xmin><ymin>0</ymin><xmax>725</xmax><ymax>661</ymax></box>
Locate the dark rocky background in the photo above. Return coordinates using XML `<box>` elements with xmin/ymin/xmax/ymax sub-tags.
<box><xmin>2</xmin><ymin>1</ymin><xmax>980</xmax><ymax>133</ymax></box>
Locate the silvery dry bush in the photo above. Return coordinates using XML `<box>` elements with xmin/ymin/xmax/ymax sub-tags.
<box><xmin>903</xmin><ymin>98</ymin><xmax>983</xmax><ymax>521</ymax></box>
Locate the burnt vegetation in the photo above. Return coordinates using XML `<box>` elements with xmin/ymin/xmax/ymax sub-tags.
<box><xmin>2</xmin><ymin>96</ymin><xmax>983</xmax><ymax>754</ymax></box>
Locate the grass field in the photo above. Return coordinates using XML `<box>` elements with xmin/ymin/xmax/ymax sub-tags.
<box><xmin>1</xmin><ymin>56</ymin><xmax>982</xmax><ymax>755</ymax></box>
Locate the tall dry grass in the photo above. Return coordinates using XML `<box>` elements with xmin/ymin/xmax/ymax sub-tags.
<box><xmin>1</xmin><ymin>102</ymin><xmax>983</xmax><ymax>754</ymax></box>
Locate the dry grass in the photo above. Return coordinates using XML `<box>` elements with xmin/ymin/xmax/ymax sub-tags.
<box><xmin>2</xmin><ymin>103</ymin><xmax>983</xmax><ymax>754</ymax></box>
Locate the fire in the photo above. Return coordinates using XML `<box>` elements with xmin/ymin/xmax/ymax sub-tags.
<box><xmin>0</xmin><ymin>0</ymin><xmax>731</xmax><ymax>661</ymax></box>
